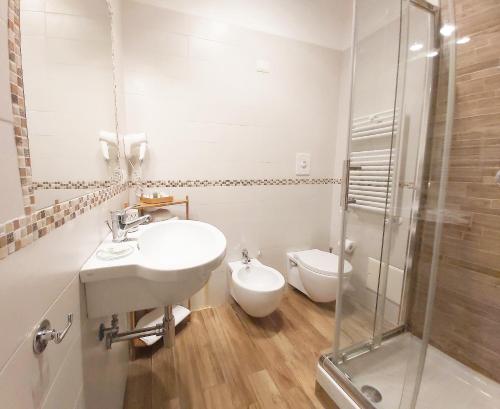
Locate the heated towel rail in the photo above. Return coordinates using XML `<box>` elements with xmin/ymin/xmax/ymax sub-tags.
<box><xmin>348</xmin><ymin>109</ymin><xmax>398</xmax><ymax>214</ymax></box>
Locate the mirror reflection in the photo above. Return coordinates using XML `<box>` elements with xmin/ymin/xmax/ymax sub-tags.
<box><xmin>20</xmin><ymin>0</ymin><xmax>120</xmax><ymax>210</ymax></box>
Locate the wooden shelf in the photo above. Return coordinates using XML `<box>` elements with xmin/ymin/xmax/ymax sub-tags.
<box><xmin>134</xmin><ymin>195</ymin><xmax>189</xmax><ymax>219</ymax></box>
<box><xmin>133</xmin><ymin>199</ymin><xmax>188</xmax><ymax>209</ymax></box>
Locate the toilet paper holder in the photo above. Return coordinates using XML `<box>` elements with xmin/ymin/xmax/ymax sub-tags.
<box><xmin>344</xmin><ymin>239</ymin><xmax>355</xmax><ymax>254</ymax></box>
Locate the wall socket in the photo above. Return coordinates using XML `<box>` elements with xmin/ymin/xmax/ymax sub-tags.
<box><xmin>296</xmin><ymin>153</ymin><xmax>311</xmax><ymax>176</ymax></box>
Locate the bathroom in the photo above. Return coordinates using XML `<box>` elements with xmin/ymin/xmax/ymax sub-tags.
<box><xmin>0</xmin><ymin>0</ymin><xmax>499</xmax><ymax>407</ymax></box>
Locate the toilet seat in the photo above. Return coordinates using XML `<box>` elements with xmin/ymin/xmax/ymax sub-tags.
<box><xmin>295</xmin><ymin>249</ymin><xmax>352</xmax><ymax>276</ymax></box>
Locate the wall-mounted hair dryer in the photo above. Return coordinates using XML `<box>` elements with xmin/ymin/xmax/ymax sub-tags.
<box><xmin>124</xmin><ymin>133</ymin><xmax>148</xmax><ymax>162</ymax></box>
<box><xmin>99</xmin><ymin>131</ymin><xmax>118</xmax><ymax>161</ymax></box>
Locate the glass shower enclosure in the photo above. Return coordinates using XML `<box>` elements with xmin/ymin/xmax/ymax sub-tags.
<box><xmin>314</xmin><ymin>0</ymin><xmax>497</xmax><ymax>408</ymax></box>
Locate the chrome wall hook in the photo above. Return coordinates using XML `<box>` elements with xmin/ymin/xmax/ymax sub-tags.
<box><xmin>33</xmin><ymin>313</ymin><xmax>73</xmax><ymax>355</ymax></box>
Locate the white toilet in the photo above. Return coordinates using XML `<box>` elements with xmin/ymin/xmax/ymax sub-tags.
<box><xmin>287</xmin><ymin>249</ymin><xmax>352</xmax><ymax>303</ymax></box>
<box><xmin>229</xmin><ymin>259</ymin><xmax>285</xmax><ymax>318</ymax></box>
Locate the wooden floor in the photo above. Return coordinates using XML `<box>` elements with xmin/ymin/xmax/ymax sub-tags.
<box><xmin>123</xmin><ymin>286</ymin><xmax>374</xmax><ymax>409</ymax></box>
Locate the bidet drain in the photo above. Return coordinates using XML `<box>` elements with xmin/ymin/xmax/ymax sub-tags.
<box><xmin>361</xmin><ymin>385</ymin><xmax>382</xmax><ymax>403</ymax></box>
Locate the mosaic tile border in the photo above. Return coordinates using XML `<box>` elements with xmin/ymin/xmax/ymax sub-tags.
<box><xmin>0</xmin><ymin>183</ymin><xmax>127</xmax><ymax>260</ymax></box>
<box><xmin>134</xmin><ymin>178</ymin><xmax>342</xmax><ymax>188</ymax></box>
<box><xmin>8</xmin><ymin>0</ymin><xmax>34</xmax><ymax>215</ymax></box>
<box><xmin>33</xmin><ymin>180</ymin><xmax>116</xmax><ymax>190</ymax></box>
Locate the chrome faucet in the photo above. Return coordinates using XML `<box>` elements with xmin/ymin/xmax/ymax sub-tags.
<box><xmin>242</xmin><ymin>248</ymin><xmax>251</xmax><ymax>264</ymax></box>
<box><xmin>110</xmin><ymin>207</ymin><xmax>152</xmax><ymax>242</ymax></box>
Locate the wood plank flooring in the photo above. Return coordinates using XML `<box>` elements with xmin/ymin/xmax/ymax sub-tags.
<box><xmin>124</xmin><ymin>286</ymin><xmax>374</xmax><ymax>409</ymax></box>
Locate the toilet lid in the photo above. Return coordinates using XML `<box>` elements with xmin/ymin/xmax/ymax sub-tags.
<box><xmin>295</xmin><ymin>249</ymin><xmax>352</xmax><ymax>276</ymax></box>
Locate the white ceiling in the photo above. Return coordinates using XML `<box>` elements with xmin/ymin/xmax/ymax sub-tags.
<box><xmin>133</xmin><ymin>0</ymin><xmax>354</xmax><ymax>50</ymax></box>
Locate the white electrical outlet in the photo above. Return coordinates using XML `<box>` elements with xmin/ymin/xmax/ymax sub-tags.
<box><xmin>296</xmin><ymin>153</ymin><xmax>311</xmax><ymax>176</ymax></box>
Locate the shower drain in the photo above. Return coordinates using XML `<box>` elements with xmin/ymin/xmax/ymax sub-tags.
<box><xmin>361</xmin><ymin>385</ymin><xmax>383</xmax><ymax>404</ymax></box>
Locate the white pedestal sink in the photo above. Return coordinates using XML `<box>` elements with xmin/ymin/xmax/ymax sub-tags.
<box><xmin>80</xmin><ymin>219</ymin><xmax>226</xmax><ymax>319</ymax></box>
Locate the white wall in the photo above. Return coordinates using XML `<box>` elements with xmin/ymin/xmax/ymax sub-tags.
<box><xmin>132</xmin><ymin>0</ymin><xmax>353</xmax><ymax>50</ymax></box>
<box><xmin>118</xmin><ymin>0</ymin><xmax>343</xmax><ymax>308</ymax></box>
<box><xmin>0</xmin><ymin>3</ymin><xmax>25</xmax><ymax>222</ymax></box>
<box><xmin>0</xmin><ymin>193</ymin><xmax>130</xmax><ymax>409</ymax></box>
<box><xmin>0</xmin><ymin>2</ymin><xmax>129</xmax><ymax>409</ymax></box>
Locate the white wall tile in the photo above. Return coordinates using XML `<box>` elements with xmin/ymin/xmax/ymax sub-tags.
<box><xmin>81</xmin><ymin>310</ymin><xmax>128</xmax><ymax>409</ymax></box>
<box><xmin>189</xmin><ymin>37</ymin><xmax>241</xmax><ymax>62</ymax></box>
<box><xmin>0</xmin><ymin>191</ymin><xmax>129</xmax><ymax>409</ymax></box>
<box><xmin>20</xmin><ymin>0</ymin><xmax>46</xmax><ymax>12</ymax></box>
<box><xmin>0</xmin><ymin>193</ymin><xmax>126</xmax><ymax>369</ymax></box>
<box><xmin>46</xmin><ymin>37</ymin><xmax>112</xmax><ymax>67</ymax></box>
<box><xmin>45</xmin><ymin>0</ymin><xmax>107</xmax><ymax>17</ymax></box>
<box><xmin>0</xmin><ymin>21</ymin><xmax>12</xmax><ymax>123</ymax></box>
<box><xmin>41</xmin><ymin>337</ymin><xmax>84</xmax><ymax>409</ymax></box>
<box><xmin>74</xmin><ymin>388</ymin><xmax>86</xmax><ymax>409</ymax></box>
<box><xmin>46</xmin><ymin>13</ymin><xmax>110</xmax><ymax>41</ymax></box>
<box><xmin>23</xmin><ymin>63</ymin><xmax>51</xmax><ymax>112</ymax></box>
<box><xmin>0</xmin><ymin>277</ymin><xmax>82</xmax><ymax>409</ymax></box>
<box><xmin>20</xmin><ymin>10</ymin><xmax>46</xmax><ymax>36</ymax></box>
<box><xmin>0</xmin><ymin>121</ymin><xmax>25</xmax><ymax>222</ymax></box>
<box><xmin>25</xmin><ymin>110</ymin><xmax>57</xmax><ymax>135</ymax></box>
<box><xmin>122</xmin><ymin>6</ymin><xmax>341</xmax><ymax>181</ymax></box>
<box><xmin>18</xmin><ymin>34</ymin><xmax>48</xmax><ymax>67</ymax></box>
<box><xmin>0</xmin><ymin>1</ymin><xmax>6</xmax><ymax>20</ymax></box>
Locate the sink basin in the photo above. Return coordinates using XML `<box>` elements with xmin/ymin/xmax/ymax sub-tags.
<box><xmin>80</xmin><ymin>220</ymin><xmax>226</xmax><ymax>318</ymax></box>
<box><xmin>138</xmin><ymin>221</ymin><xmax>226</xmax><ymax>280</ymax></box>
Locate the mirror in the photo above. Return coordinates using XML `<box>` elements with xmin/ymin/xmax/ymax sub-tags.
<box><xmin>20</xmin><ymin>0</ymin><xmax>121</xmax><ymax>210</ymax></box>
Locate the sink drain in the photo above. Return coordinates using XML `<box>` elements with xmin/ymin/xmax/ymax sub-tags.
<box><xmin>361</xmin><ymin>385</ymin><xmax>382</xmax><ymax>403</ymax></box>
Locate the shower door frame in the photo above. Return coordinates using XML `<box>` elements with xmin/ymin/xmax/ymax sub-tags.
<box><xmin>331</xmin><ymin>0</ymin><xmax>440</xmax><ymax>365</ymax></box>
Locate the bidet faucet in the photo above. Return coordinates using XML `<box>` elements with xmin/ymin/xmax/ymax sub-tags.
<box><xmin>110</xmin><ymin>207</ymin><xmax>152</xmax><ymax>242</ymax></box>
<box><xmin>242</xmin><ymin>248</ymin><xmax>251</xmax><ymax>264</ymax></box>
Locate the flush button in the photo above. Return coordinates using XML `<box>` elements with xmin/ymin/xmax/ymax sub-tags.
<box><xmin>296</xmin><ymin>153</ymin><xmax>311</xmax><ymax>176</ymax></box>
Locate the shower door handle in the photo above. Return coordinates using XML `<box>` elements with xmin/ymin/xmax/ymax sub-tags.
<box><xmin>341</xmin><ymin>160</ymin><xmax>349</xmax><ymax>210</ymax></box>
<box><xmin>341</xmin><ymin>160</ymin><xmax>362</xmax><ymax>210</ymax></box>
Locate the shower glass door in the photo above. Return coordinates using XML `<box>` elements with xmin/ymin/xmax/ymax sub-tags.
<box><xmin>333</xmin><ymin>0</ymin><xmax>404</xmax><ymax>355</ymax></box>
<box><xmin>328</xmin><ymin>0</ymin><xmax>442</xmax><ymax>407</ymax></box>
